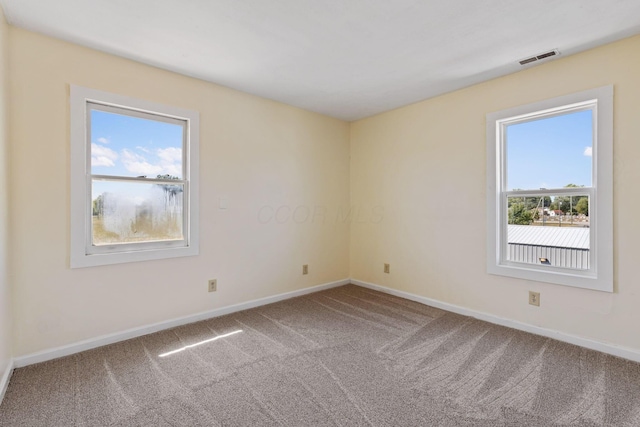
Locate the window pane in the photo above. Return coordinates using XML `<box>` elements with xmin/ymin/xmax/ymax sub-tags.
<box><xmin>90</xmin><ymin>109</ymin><xmax>184</xmax><ymax>179</ymax></box>
<box><xmin>506</xmin><ymin>194</ymin><xmax>590</xmax><ymax>270</ymax></box>
<box><xmin>92</xmin><ymin>180</ymin><xmax>184</xmax><ymax>245</ymax></box>
<box><xmin>506</xmin><ymin>110</ymin><xmax>592</xmax><ymax>190</ymax></box>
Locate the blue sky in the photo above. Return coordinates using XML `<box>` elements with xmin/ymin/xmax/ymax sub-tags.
<box><xmin>506</xmin><ymin>110</ymin><xmax>592</xmax><ymax>190</ymax></box>
<box><xmin>90</xmin><ymin>109</ymin><xmax>183</xmax><ymax>178</ymax></box>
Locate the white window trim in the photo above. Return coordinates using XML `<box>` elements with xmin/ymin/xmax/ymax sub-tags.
<box><xmin>70</xmin><ymin>85</ymin><xmax>199</xmax><ymax>268</ymax></box>
<box><xmin>486</xmin><ymin>86</ymin><xmax>613</xmax><ymax>292</ymax></box>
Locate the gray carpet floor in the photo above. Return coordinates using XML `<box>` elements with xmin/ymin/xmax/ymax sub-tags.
<box><xmin>1</xmin><ymin>284</ymin><xmax>640</xmax><ymax>426</ymax></box>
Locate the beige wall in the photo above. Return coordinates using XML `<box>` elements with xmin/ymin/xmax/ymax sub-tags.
<box><xmin>9</xmin><ymin>29</ymin><xmax>350</xmax><ymax>357</ymax></box>
<box><xmin>0</xmin><ymin>8</ymin><xmax>12</xmax><ymax>378</ymax></box>
<box><xmin>6</xmin><ymin>23</ymin><xmax>640</xmax><ymax>359</ymax></box>
<box><xmin>351</xmin><ymin>34</ymin><xmax>640</xmax><ymax>351</ymax></box>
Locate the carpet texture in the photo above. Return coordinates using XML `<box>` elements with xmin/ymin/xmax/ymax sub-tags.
<box><xmin>1</xmin><ymin>284</ymin><xmax>640</xmax><ymax>426</ymax></box>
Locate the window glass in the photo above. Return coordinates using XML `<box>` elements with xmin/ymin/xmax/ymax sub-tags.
<box><xmin>506</xmin><ymin>194</ymin><xmax>590</xmax><ymax>270</ymax></box>
<box><xmin>506</xmin><ymin>110</ymin><xmax>592</xmax><ymax>191</ymax></box>
<box><xmin>90</xmin><ymin>108</ymin><xmax>184</xmax><ymax>178</ymax></box>
<box><xmin>88</xmin><ymin>105</ymin><xmax>187</xmax><ymax>249</ymax></box>
<box><xmin>91</xmin><ymin>180</ymin><xmax>184</xmax><ymax>246</ymax></box>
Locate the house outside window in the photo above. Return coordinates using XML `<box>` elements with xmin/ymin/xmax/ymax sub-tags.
<box><xmin>70</xmin><ymin>86</ymin><xmax>199</xmax><ymax>268</ymax></box>
<box><xmin>486</xmin><ymin>86</ymin><xmax>613</xmax><ymax>292</ymax></box>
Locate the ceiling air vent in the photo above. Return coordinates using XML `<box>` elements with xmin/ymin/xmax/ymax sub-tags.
<box><xmin>519</xmin><ymin>49</ymin><xmax>559</xmax><ymax>66</ymax></box>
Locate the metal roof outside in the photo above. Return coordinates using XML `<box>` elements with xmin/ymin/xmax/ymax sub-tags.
<box><xmin>508</xmin><ymin>225</ymin><xmax>590</xmax><ymax>250</ymax></box>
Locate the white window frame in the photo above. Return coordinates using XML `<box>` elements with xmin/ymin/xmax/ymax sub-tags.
<box><xmin>486</xmin><ymin>86</ymin><xmax>613</xmax><ymax>292</ymax></box>
<box><xmin>70</xmin><ymin>85</ymin><xmax>199</xmax><ymax>268</ymax></box>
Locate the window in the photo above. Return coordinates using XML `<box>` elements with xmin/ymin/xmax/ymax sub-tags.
<box><xmin>71</xmin><ymin>86</ymin><xmax>199</xmax><ymax>268</ymax></box>
<box><xmin>486</xmin><ymin>86</ymin><xmax>613</xmax><ymax>291</ymax></box>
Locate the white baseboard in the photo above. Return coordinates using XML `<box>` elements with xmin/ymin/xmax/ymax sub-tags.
<box><xmin>14</xmin><ymin>278</ymin><xmax>350</xmax><ymax>368</ymax></box>
<box><xmin>0</xmin><ymin>358</ymin><xmax>14</xmax><ymax>406</ymax></box>
<box><xmin>351</xmin><ymin>279</ymin><xmax>640</xmax><ymax>364</ymax></box>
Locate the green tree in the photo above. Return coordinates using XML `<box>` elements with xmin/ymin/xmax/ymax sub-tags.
<box><xmin>560</xmin><ymin>184</ymin><xmax>585</xmax><ymax>215</ymax></box>
<box><xmin>575</xmin><ymin>197</ymin><xmax>589</xmax><ymax>215</ymax></box>
<box><xmin>508</xmin><ymin>195</ymin><xmax>551</xmax><ymax>210</ymax></box>
<box><xmin>539</xmin><ymin>196</ymin><xmax>552</xmax><ymax>208</ymax></box>
<box><xmin>556</xmin><ymin>196</ymin><xmax>571</xmax><ymax>214</ymax></box>
<box><xmin>508</xmin><ymin>202</ymin><xmax>534</xmax><ymax>225</ymax></box>
<box><xmin>92</xmin><ymin>194</ymin><xmax>105</xmax><ymax>217</ymax></box>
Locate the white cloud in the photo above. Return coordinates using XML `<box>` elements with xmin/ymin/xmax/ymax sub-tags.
<box><xmin>121</xmin><ymin>149</ymin><xmax>163</xmax><ymax>176</ymax></box>
<box><xmin>157</xmin><ymin>147</ymin><xmax>182</xmax><ymax>163</ymax></box>
<box><xmin>156</xmin><ymin>147</ymin><xmax>182</xmax><ymax>177</ymax></box>
<box><xmin>162</xmin><ymin>164</ymin><xmax>182</xmax><ymax>177</ymax></box>
<box><xmin>91</xmin><ymin>143</ymin><xmax>118</xmax><ymax>167</ymax></box>
<box><xmin>118</xmin><ymin>147</ymin><xmax>182</xmax><ymax>177</ymax></box>
<box><xmin>583</xmin><ymin>146</ymin><xmax>592</xmax><ymax>157</ymax></box>
<box><xmin>96</xmin><ymin>137</ymin><xmax>110</xmax><ymax>144</ymax></box>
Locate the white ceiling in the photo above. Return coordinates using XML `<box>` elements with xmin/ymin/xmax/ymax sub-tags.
<box><xmin>2</xmin><ymin>0</ymin><xmax>640</xmax><ymax>121</ymax></box>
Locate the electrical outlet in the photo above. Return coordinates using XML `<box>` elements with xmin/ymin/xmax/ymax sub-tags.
<box><xmin>302</xmin><ymin>264</ymin><xmax>308</xmax><ymax>275</ymax></box>
<box><xmin>529</xmin><ymin>291</ymin><xmax>540</xmax><ymax>306</ymax></box>
<box><xmin>208</xmin><ymin>279</ymin><xmax>217</xmax><ymax>292</ymax></box>
<box><xmin>384</xmin><ymin>263</ymin><xmax>390</xmax><ymax>274</ymax></box>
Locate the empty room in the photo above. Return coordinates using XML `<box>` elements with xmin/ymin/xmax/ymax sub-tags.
<box><xmin>1</xmin><ymin>0</ymin><xmax>640</xmax><ymax>425</ymax></box>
